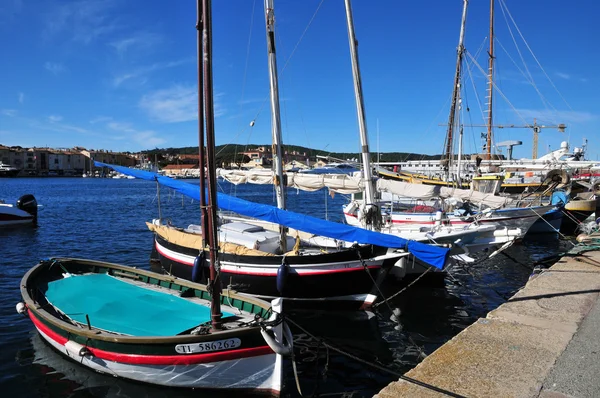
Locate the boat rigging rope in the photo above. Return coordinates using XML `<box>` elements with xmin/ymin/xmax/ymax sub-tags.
<box><xmin>525</xmin><ymin>206</ymin><xmax>575</xmax><ymax>245</ymax></box>
<box><xmin>498</xmin><ymin>0</ymin><xmax>573</xmax><ymax>112</ymax></box>
<box><xmin>285</xmin><ymin>316</ymin><xmax>468</xmax><ymax>398</ymax></box>
<box><xmin>234</xmin><ymin>0</ymin><xmax>327</xmax><ymax>135</ymax></box>
<box><xmin>465</xmin><ymin>51</ymin><xmax>531</xmax><ymax>127</ymax></box>
<box><xmin>353</xmin><ymin>246</ymin><xmax>395</xmax><ymax>315</ymax></box>
<box><xmin>373</xmin><ymin>264</ymin><xmax>433</xmax><ymax>309</ymax></box>
<box><xmin>355</xmin><ymin>246</ymin><xmax>434</xmax><ymax>362</ymax></box>
<box><xmin>497</xmin><ymin>4</ymin><xmax>555</xmax><ymax>116</ymax></box>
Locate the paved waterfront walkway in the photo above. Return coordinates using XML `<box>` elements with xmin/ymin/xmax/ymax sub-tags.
<box><xmin>376</xmin><ymin>243</ymin><xmax>600</xmax><ymax>398</ymax></box>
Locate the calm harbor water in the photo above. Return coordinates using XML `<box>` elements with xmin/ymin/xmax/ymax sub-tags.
<box><xmin>0</xmin><ymin>177</ymin><xmax>572</xmax><ymax>397</ymax></box>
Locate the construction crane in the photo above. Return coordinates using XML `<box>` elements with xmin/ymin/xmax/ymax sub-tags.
<box><xmin>462</xmin><ymin>119</ymin><xmax>566</xmax><ymax>158</ymax></box>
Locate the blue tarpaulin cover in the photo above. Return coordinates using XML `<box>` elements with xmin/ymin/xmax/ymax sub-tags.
<box><xmin>96</xmin><ymin>162</ymin><xmax>449</xmax><ymax>269</ymax></box>
<box><xmin>45</xmin><ymin>273</ymin><xmax>231</xmax><ymax>336</ymax></box>
<box><xmin>551</xmin><ymin>191</ymin><xmax>568</xmax><ymax>206</ymax></box>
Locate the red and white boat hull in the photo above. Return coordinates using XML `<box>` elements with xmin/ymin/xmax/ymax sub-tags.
<box><xmin>31</xmin><ymin>313</ymin><xmax>282</xmax><ymax>394</ymax></box>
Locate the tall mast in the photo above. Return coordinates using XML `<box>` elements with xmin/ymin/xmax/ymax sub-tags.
<box><xmin>485</xmin><ymin>0</ymin><xmax>495</xmax><ymax>160</ymax></box>
<box><xmin>344</xmin><ymin>0</ymin><xmax>378</xmax><ymax>229</ymax></box>
<box><xmin>197</xmin><ymin>0</ymin><xmax>208</xmax><ymax>241</ymax></box>
<box><xmin>444</xmin><ymin>0</ymin><xmax>468</xmax><ymax>181</ymax></box>
<box><xmin>264</xmin><ymin>0</ymin><xmax>287</xmax><ymax>252</ymax></box>
<box><xmin>200</xmin><ymin>0</ymin><xmax>222</xmax><ymax>329</ymax></box>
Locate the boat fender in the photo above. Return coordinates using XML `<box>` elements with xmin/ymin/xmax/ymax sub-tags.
<box><xmin>435</xmin><ymin>210</ymin><xmax>444</xmax><ymax>226</ymax></box>
<box><xmin>192</xmin><ymin>252</ymin><xmax>206</xmax><ymax>283</ymax></box>
<box><xmin>260</xmin><ymin>321</ymin><xmax>294</xmax><ymax>357</ymax></box>
<box><xmin>16</xmin><ymin>302</ymin><xmax>26</xmax><ymax>314</ymax></box>
<box><xmin>65</xmin><ymin>340</ymin><xmax>90</xmax><ymax>358</ymax></box>
<box><xmin>276</xmin><ymin>259</ymin><xmax>289</xmax><ymax>295</ymax></box>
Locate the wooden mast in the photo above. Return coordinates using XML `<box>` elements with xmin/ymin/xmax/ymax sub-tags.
<box><xmin>199</xmin><ymin>0</ymin><xmax>222</xmax><ymax>329</ymax></box>
<box><xmin>344</xmin><ymin>0</ymin><xmax>379</xmax><ymax>230</ymax></box>
<box><xmin>264</xmin><ymin>0</ymin><xmax>287</xmax><ymax>252</ymax></box>
<box><xmin>485</xmin><ymin>0</ymin><xmax>495</xmax><ymax>160</ymax></box>
<box><xmin>444</xmin><ymin>0</ymin><xmax>469</xmax><ymax>182</ymax></box>
<box><xmin>196</xmin><ymin>0</ymin><xmax>208</xmax><ymax>241</ymax></box>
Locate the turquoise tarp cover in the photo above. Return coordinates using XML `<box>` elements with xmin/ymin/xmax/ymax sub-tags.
<box><xmin>95</xmin><ymin>161</ymin><xmax>450</xmax><ymax>269</ymax></box>
<box><xmin>45</xmin><ymin>273</ymin><xmax>232</xmax><ymax>336</ymax></box>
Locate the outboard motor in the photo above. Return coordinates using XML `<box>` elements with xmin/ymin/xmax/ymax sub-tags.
<box><xmin>16</xmin><ymin>194</ymin><xmax>38</xmax><ymax>225</ymax></box>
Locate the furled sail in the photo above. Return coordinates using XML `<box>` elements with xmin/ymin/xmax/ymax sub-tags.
<box><xmin>218</xmin><ymin>169</ymin><xmax>513</xmax><ymax>208</ymax></box>
<box><xmin>376</xmin><ymin>178</ymin><xmax>514</xmax><ymax>209</ymax></box>
<box><xmin>96</xmin><ymin>162</ymin><xmax>449</xmax><ymax>269</ymax></box>
<box><xmin>218</xmin><ymin>169</ymin><xmax>363</xmax><ymax>194</ymax></box>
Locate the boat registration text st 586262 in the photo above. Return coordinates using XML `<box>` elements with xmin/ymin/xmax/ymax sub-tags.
<box><xmin>175</xmin><ymin>338</ymin><xmax>242</xmax><ymax>354</ymax></box>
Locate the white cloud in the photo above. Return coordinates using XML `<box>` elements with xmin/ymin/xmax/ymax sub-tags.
<box><xmin>1</xmin><ymin>109</ymin><xmax>17</xmax><ymax>117</ymax></box>
<box><xmin>139</xmin><ymin>84</ymin><xmax>226</xmax><ymax>123</ymax></box>
<box><xmin>43</xmin><ymin>0</ymin><xmax>121</xmax><ymax>44</ymax></box>
<box><xmin>133</xmin><ymin>130</ymin><xmax>166</xmax><ymax>147</ymax></box>
<box><xmin>45</xmin><ymin>62</ymin><xmax>65</xmax><ymax>75</ymax></box>
<box><xmin>18</xmin><ymin>92</ymin><xmax>24</xmax><ymax>104</ymax></box>
<box><xmin>90</xmin><ymin>116</ymin><xmax>113</xmax><ymax>124</ymax></box>
<box><xmin>48</xmin><ymin>115</ymin><xmax>63</xmax><ymax>122</ymax></box>
<box><xmin>108</xmin><ymin>121</ymin><xmax>134</xmax><ymax>132</ymax></box>
<box><xmin>112</xmin><ymin>59</ymin><xmax>192</xmax><ymax>88</ymax></box>
<box><xmin>515</xmin><ymin>108</ymin><xmax>596</xmax><ymax>124</ymax></box>
<box><xmin>109</xmin><ymin>32</ymin><xmax>163</xmax><ymax>56</ymax></box>
<box><xmin>139</xmin><ymin>84</ymin><xmax>198</xmax><ymax>123</ymax></box>
<box><xmin>106</xmin><ymin>119</ymin><xmax>166</xmax><ymax>147</ymax></box>
<box><xmin>555</xmin><ymin>72</ymin><xmax>571</xmax><ymax>80</ymax></box>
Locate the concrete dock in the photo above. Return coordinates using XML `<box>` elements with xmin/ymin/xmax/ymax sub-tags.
<box><xmin>376</xmin><ymin>240</ymin><xmax>600</xmax><ymax>398</ymax></box>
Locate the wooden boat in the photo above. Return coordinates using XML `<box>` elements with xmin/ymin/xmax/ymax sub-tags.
<box><xmin>17</xmin><ymin>258</ymin><xmax>291</xmax><ymax>395</ymax></box>
<box><xmin>560</xmin><ymin>192</ymin><xmax>599</xmax><ymax>235</ymax></box>
<box><xmin>147</xmin><ymin>220</ymin><xmax>402</xmax><ymax>309</ymax></box>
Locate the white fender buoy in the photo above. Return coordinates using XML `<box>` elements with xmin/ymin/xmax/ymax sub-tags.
<box><xmin>16</xmin><ymin>302</ymin><xmax>26</xmax><ymax>314</ymax></box>
<box><xmin>260</xmin><ymin>321</ymin><xmax>293</xmax><ymax>357</ymax></box>
<box><xmin>65</xmin><ymin>340</ymin><xmax>91</xmax><ymax>358</ymax></box>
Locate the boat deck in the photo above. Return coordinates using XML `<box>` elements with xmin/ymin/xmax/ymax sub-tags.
<box><xmin>45</xmin><ymin>273</ymin><xmax>233</xmax><ymax>336</ymax></box>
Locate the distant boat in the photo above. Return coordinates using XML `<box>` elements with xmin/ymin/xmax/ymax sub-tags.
<box><xmin>0</xmin><ymin>162</ymin><xmax>20</xmax><ymax>177</ymax></box>
<box><xmin>0</xmin><ymin>194</ymin><xmax>38</xmax><ymax>227</ymax></box>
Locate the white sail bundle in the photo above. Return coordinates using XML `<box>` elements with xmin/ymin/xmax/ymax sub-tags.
<box><xmin>376</xmin><ymin>178</ymin><xmax>514</xmax><ymax>209</ymax></box>
<box><xmin>439</xmin><ymin>186</ymin><xmax>514</xmax><ymax>208</ymax></box>
<box><xmin>218</xmin><ymin>169</ymin><xmax>364</xmax><ymax>194</ymax></box>
<box><xmin>218</xmin><ymin>169</ymin><xmax>274</xmax><ymax>185</ymax></box>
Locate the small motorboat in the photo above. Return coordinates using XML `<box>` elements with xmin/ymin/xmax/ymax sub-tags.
<box><xmin>0</xmin><ymin>194</ymin><xmax>38</xmax><ymax>227</ymax></box>
<box><xmin>17</xmin><ymin>258</ymin><xmax>292</xmax><ymax>395</ymax></box>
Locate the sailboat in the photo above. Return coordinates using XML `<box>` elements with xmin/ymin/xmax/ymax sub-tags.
<box><xmin>98</xmin><ymin>0</ymin><xmax>450</xmax><ymax>309</ymax></box>
<box><xmin>343</xmin><ymin>0</ymin><xmax>560</xmax><ymax>242</ymax></box>
<box><xmin>16</xmin><ymin>1</ymin><xmax>292</xmax><ymax>394</ymax></box>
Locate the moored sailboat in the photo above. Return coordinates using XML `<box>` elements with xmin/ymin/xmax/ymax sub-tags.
<box><xmin>17</xmin><ymin>258</ymin><xmax>289</xmax><ymax>394</ymax></box>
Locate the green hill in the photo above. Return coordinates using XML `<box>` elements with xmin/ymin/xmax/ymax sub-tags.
<box><xmin>142</xmin><ymin>144</ymin><xmax>445</xmax><ymax>162</ymax></box>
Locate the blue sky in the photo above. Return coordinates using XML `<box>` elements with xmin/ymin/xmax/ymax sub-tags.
<box><xmin>0</xmin><ymin>0</ymin><xmax>598</xmax><ymax>160</ymax></box>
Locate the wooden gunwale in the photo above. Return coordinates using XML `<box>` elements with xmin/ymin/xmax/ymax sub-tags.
<box><xmin>21</xmin><ymin>258</ymin><xmax>272</xmax><ymax>345</ymax></box>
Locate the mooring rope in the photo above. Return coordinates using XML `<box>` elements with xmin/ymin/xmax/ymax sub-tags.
<box><xmin>285</xmin><ymin>316</ymin><xmax>468</xmax><ymax>398</ymax></box>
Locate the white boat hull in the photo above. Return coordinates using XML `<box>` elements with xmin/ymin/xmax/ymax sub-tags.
<box><xmin>0</xmin><ymin>204</ymin><xmax>34</xmax><ymax>227</ymax></box>
<box><xmin>32</xmin><ymin>311</ymin><xmax>282</xmax><ymax>394</ymax></box>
